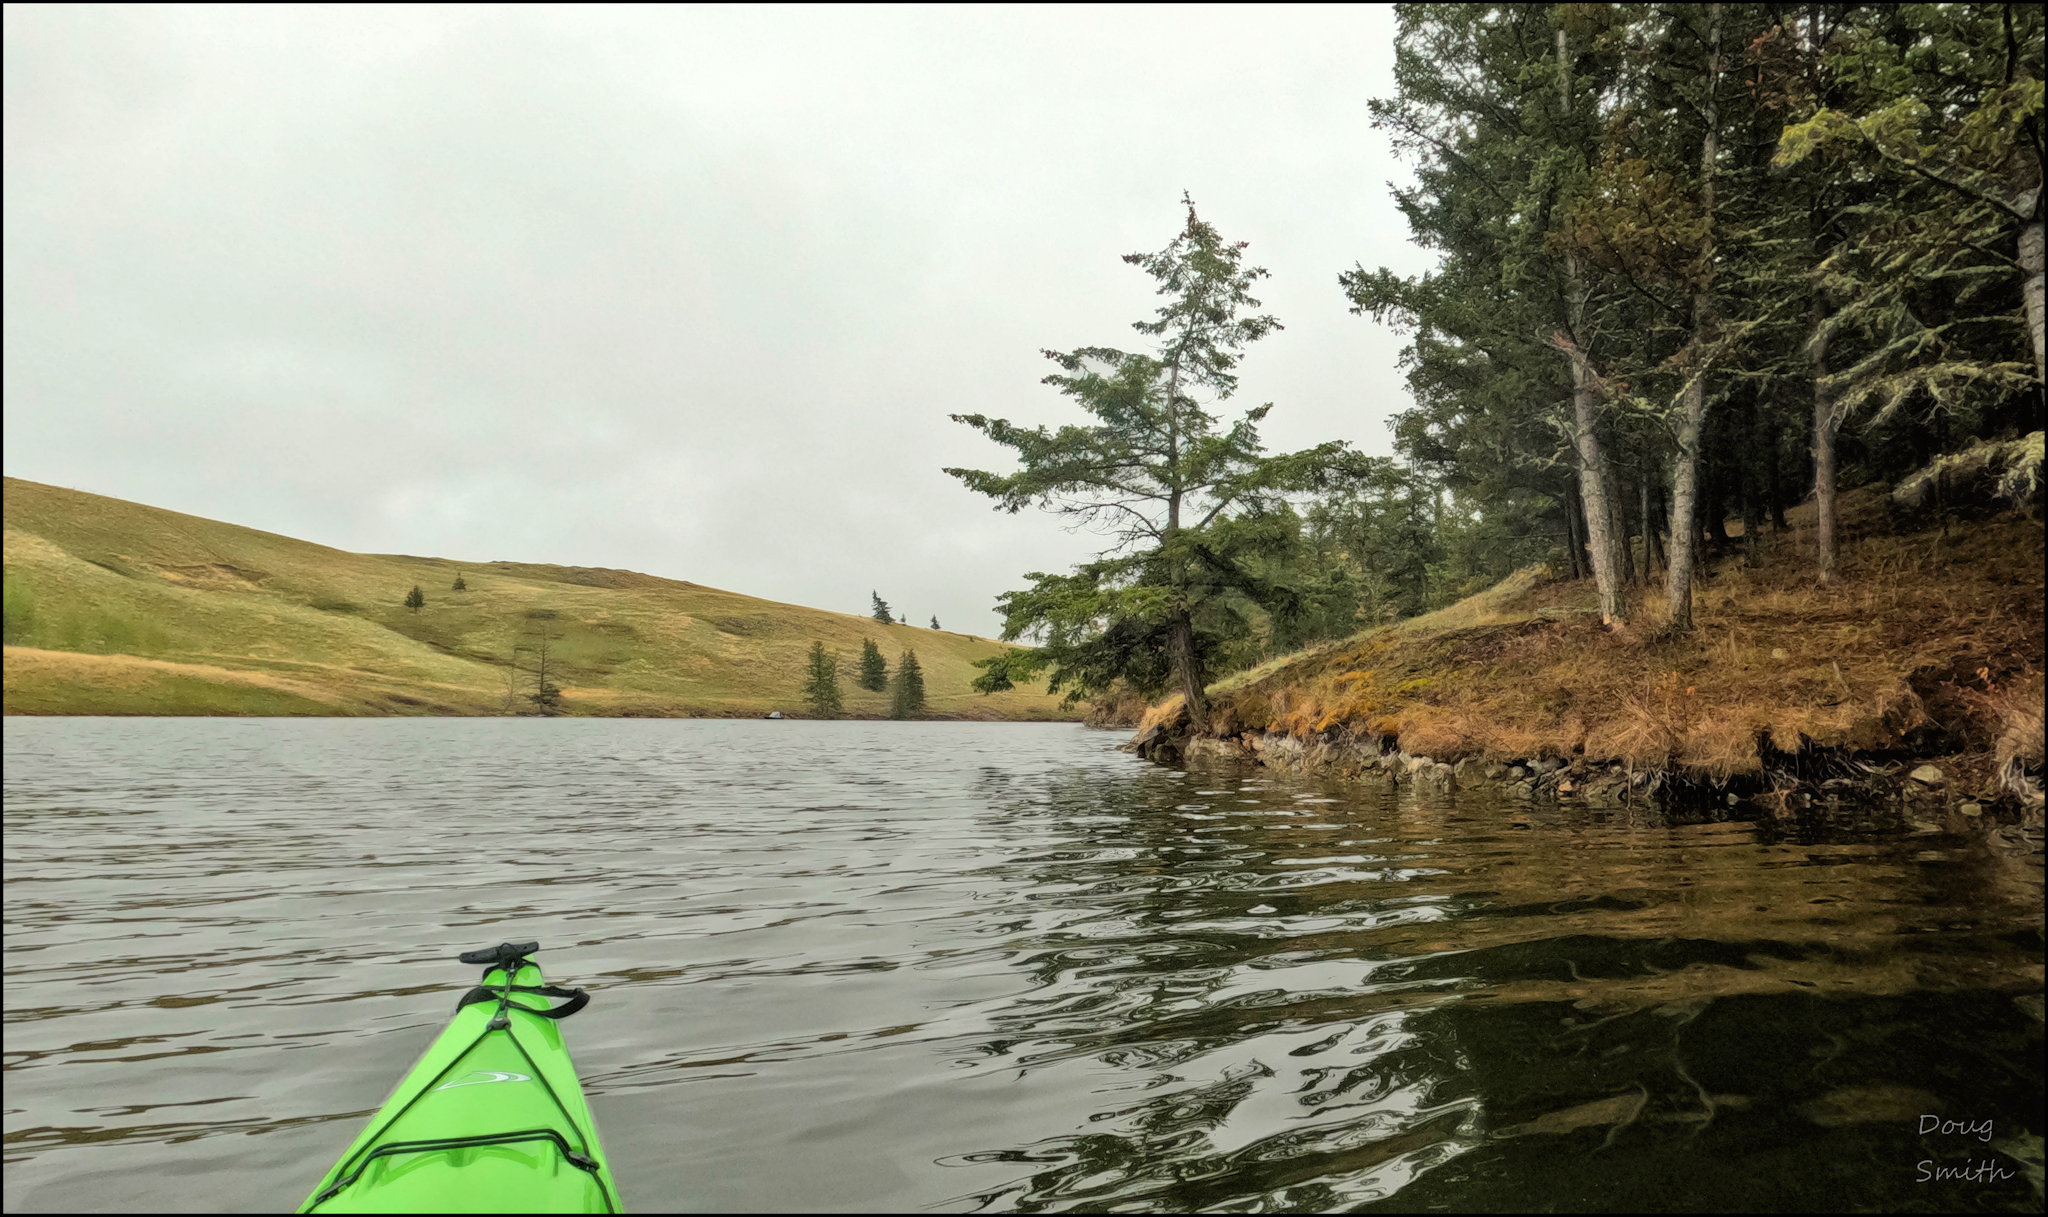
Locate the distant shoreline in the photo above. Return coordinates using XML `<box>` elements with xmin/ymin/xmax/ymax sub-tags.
<box><xmin>1</xmin><ymin>477</ymin><xmax>1075</xmax><ymax>722</ymax></box>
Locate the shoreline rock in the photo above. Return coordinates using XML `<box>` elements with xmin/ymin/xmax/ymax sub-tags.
<box><xmin>1129</xmin><ymin>722</ymin><xmax>2042</xmax><ymax>832</ymax></box>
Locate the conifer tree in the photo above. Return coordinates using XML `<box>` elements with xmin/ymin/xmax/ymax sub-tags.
<box><xmin>405</xmin><ymin>585</ymin><xmax>425</xmax><ymax>613</ymax></box>
<box><xmin>947</xmin><ymin>196</ymin><xmax>1354</xmax><ymax>727</ymax></box>
<box><xmin>890</xmin><ymin>649</ymin><xmax>926</xmax><ymax>719</ymax></box>
<box><xmin>452</xmin><ymin>571</ymin><xmax>467</xmax><ymax>592</ymax></box>
<box><xmin>1351</xmin><ymin>6</ymin><xmax>1639</xmax><ymax>624</ymax></box>
<box><xmin>857</xmin><ymin>638</ymin><xmax>888</xmax><ymax>691</ymax></box>
<box><xmin>801</xmin><ymin>641</ymin><xmax>843</xmax><ymax>718</ymax></box>
<box><xmin>930</xmin><ymin>615</ymin><xmax>940</xmax><ymax>630</ymax></box>
<box><xmin>1328</xmin><ymin>3</ymin><xmax>2036</xmax><ymax>619</ymax></box>
<box><xmin>870</xmin><ymin>591</ymin><xmax>894</xmax><ymax>624</ymax></box>
<box><xmin>521</xmin><ymin>617</ymin><xmax>564</xmax><ymax>714</ymax></box>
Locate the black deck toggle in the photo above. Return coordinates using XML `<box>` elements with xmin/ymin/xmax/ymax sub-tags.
<box><xmin>458</xmin><ymin>941</ymin><xmax>540</xmax><ymax>968</ymax></box>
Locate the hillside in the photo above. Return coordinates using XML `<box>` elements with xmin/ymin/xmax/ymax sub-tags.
<box><xmin>1136</xmin><ymin>486</ymin><xmax>2044</xmax><ymax>811</ymax></box>
<box><xmin>1</xmin><ymin>477</ymin><xmax>1073</xmax><ymax>719</ymax></box>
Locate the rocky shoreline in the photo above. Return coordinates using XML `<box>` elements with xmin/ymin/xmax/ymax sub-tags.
<box><xmin>1124</xmin><ymin>720</ymin><xmax>2043</xmax><ymax>832</ymax></box>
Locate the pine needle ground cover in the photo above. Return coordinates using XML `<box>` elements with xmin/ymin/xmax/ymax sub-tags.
<box><xmin>1151</xmin><ymin>487</ymin><xmax>2044</xmax><ymax>787</ymax></box>
<box><xmin>1</xmin><ymin>478</ymin><xmax>1074</xmax><ymax>720</ymax></box>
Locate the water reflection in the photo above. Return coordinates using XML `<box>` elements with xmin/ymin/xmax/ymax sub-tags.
<box><xmin>939</xmin><ymin>755</ymin><xmax>2042</xmax><ymax>1212</ymax></box>
<box><xmin>3</xmin><ymin>719</ymin><xmax>2041</xmax><ymax>1213</ymax></box>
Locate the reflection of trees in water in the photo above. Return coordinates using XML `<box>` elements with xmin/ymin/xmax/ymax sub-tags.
<box><xmin>952</xmin><ymin>983</ymin><xmax>2044</xmax><ymax>1212</ymax></box>
<box><xmin>951</xmin><ymin>764</ymin><xmax>1478</xmax><ymax>1209</ymax></box>
<box><xmin>944</xmin><ymin>1018</ymin><xmax>1474</xmax><ymax>1212</ymax></box>
<box><xmin>949</xmin><ymin>761</ymin><xmax>2043</xmax><ymax>1211</ymax></box>
<box><xmin>1358</xmin><ymin>986</ymin><xmax>2044</xmax><ymax>1213</ymax></box>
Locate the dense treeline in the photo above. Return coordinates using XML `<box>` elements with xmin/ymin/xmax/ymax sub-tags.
<box><xmin>1351</xmin><ymin>1</ymin><xmax>2041</xmax><ymax>629</ymax></box>
<box><xmin>954</xmin><ymin>2</ymin><xmax>2041</xmax><ymax>718</ymax></box>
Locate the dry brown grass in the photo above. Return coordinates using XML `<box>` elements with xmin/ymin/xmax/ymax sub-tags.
<box><xmin>1188</xmin><ymin>487</ymin><xmax>2045</xmax><ymax>779</ymax></box>
<box><xmin>2</xmin><ymin>646</ymin><xmax>356</xmax><ymax>715</ymax></box>
<box><xmin>1136</xmin><ymin>693</ymin><xmax>1188</xmax><ymax>735</ymax></box>
<box><xmin>1083</xmin><ymin>684</ymin><xmax>1153</xmax><ymax>728</ymax></box>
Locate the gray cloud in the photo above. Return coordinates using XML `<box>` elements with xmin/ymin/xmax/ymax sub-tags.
<box><xmin>4</xmin><ymin>4</ymin><xmax>1432</xmax><ymax>637</ymax></box>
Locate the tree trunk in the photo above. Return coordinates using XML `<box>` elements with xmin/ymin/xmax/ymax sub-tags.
<box><xmin>1741</xmin><ymin>479</ymin><xmax>1761</xmax><ymax>559</ymax></box>
<box><xmin>1564</xmin><ymin>479</ymin><xmax>1587</xmax><ymax>579</ymax></box>
<box><xmin>1614</xmin><ymin>481</ymin><xmax>1638</xmax><ymax>586</ymax></box>
<box><xmin>1569</xmin><ymin>354</ymin><xmax>1630</xmax><ymax>623</ymax></box>
<box><xmin>1160</xmin><ymin>353</ymin><xmax>1206</xmax><ymax>729</ymax></box>
<box><xmin>1170</xmin><ymin>607</ymin><xmax>1205</xmax><ymax>729</ymax></box>
<box><xmin>1552</xmin><ymin>24</ymin><xmax>1627</xmax><ymax>623</ymax></box>
<box><xmin>1665</xmin><ymin>2</ymin><xmax>1722</xmax><ymax>632</ymax></box>
<box><xmin>1705</xmin><ymin>484</ymin><xmax>1730</xmax><ymax>544</ymax></box>
<box><xmin>1765</xmin><ymin>411</ymin><xmax>1788</xmax><ymax>530</ymax></box>
<box><xmin>1667</xmin><ymin>413</ymin><xmax>1703</xmax><ymax>629</ymax></box>
<box><xmin>1638</xmin><ymin>476</ymin><xmax>1654</xmax><ymax>578</ymax></box>
<box><xmin>2021</xmin><ymin>212</ymin><xmax>2044</xmax><ymax>425</ymax></box>
<box><xmin>1808</xmin><ymin>300</ymin><xmax>1840</xmax><ymax>582</ymax></box>
<box><xmin>1646</xmin><ymin>471</ymin><xmax>1662</xmax><ymax>569</ymax></box>
<box><xmin>1644</xmin><ymin>474</ymin><xmax>1665</xmax><ymax>574</ymax></box>
<box><xmin>1740</xmin><ymin>396</ymin><xmax>1763</xmax><ymax>560</ymax></box>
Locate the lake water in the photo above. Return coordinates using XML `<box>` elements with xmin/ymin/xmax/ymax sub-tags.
<box><xmin>4</xmin><ymin>718</ymin><xmax>2042</xmax><ymax>1212</ymax></box>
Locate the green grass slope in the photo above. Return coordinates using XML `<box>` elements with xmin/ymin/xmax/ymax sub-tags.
<box><xmin>2</xmin><ymin>477</ymin><xmax>1074</xmax><ymax>719</ymax></box>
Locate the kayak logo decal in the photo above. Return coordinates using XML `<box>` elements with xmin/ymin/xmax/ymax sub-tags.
<box><xmin>433</xmin><ymin>1070</ymin><xmax>532</xmax><ymax>1091</ymax></box>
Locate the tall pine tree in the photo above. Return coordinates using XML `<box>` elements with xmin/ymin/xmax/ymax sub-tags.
<box><xmin>801</xmin><ymin>642</ymin><xmax>842</xmax><ymax>718</ymax></box>
<box><xmin>890</xmin><ymin>649</ymin><xmax>926</xmax><ymax>719</ymax></box>
<box><xmin>857</xmin><ymin>639</ymin><xmax>888</xmax><ymax>691</ymax></box>
<box><xmin>948</xmin><ymin>196</ymin><xmax>1355</xmax><ymax>726</ymax></box>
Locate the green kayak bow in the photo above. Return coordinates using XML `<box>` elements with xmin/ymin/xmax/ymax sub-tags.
<box><xmin>300</xmin><ymin>942</ymin><xmax>623</xmax><ymax>1214</ymax></box>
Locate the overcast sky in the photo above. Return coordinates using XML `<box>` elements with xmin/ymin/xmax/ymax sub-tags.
<box><xmin>4</xmin><ymin>4</ymin><xmax>1433</xmax><ymax>638</ymax></box>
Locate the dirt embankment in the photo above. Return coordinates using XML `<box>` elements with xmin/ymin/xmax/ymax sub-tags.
<box><xmin>1128</xmin><ymin>488</ymin><xmax>2044</xmax><ymax>828</ymax></box>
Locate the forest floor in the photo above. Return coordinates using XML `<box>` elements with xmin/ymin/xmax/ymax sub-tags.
<box><xmin>1</xmin><ymin>476</ymin><xmax>1075</xmax><ymax>720</ymax></box>
<box><xmin>1138</xmin><ymin>485</ymin><xmax>2044</xmax><ymax>817</ymax></box>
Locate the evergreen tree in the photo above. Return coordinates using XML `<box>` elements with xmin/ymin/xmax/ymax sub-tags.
<box><xmin>890</xmin><ymin>649</ymin><xmax>926</xmax><ymax>719</ymax></box>
<box><xmin>1350</xmin><ymin>4</ymin><xmax>1640</xmax><ymax>624</ymax></box>
<box><xmin>870</xmin><ymin>591</ymin><xmax>894</xmax><ymax>624</ymax></box>
<box><xmin>521</xmin><ymin>616</ymin><xmax>564</xmax><ymax>714</ymax></box>
<box><xmin>801</xmin><ymin>641</ymin><xmax>843</xmax><ymax>718</ymax></box>
<box><xmin>1777</xmin><ymin>4</ymin><xmax>2043</xmax><ymax>396</ymax></box>
<box><xmin>930</xmin><ymin>615</ymin><xmax>940</xmax><ymax>629</ymax></box>
<box><xmin>1341</xmin><ymin>3</ymin><xmax>2040</xmax><ymax>616</ymax></box>
<box><xmin>1773</xmin><ymin>3</ymin><xmax>2044</xmax><ymax>577</ymax></box>
<box><xmin>452</xmin><ymin>571</ymin><xmax>467</xmax><ymax>592</ymax></box>
<box><xmin>947</xmin><ymin>196</ymin><xmax>1354</xmax><ymax>727</ymax></box>
<box><xmin>857</xmin><ymin>638</ymin><xmax>888</xmax><ymax>690</ymax></box>
<box><xmin>404</xmin><ymin>585</ymin><xmax>425</xmax><ymax>613</ymax></box>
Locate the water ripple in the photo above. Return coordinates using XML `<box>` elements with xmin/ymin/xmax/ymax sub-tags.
<box><xmin>5</xmin><ymin>719</ymin><xmax>2042</xmax><ymax>1212</ymax></box>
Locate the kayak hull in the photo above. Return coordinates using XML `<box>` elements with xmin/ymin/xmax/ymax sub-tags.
<box><xmin>300</xmin><ymin>959</ymin><xmax>622</xmax><ymax>1214</ymax></box>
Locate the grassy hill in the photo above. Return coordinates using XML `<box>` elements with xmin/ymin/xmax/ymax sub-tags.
<box><xmin>1</xmin><ymin>477</ymin><xmax>1075</xmax><ymax>719</ymax></box>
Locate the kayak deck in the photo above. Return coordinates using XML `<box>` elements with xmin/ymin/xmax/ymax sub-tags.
<box><xmin>301</xmin><ymin>946</ymin><xmax>622</xmax><ymax>1214</ymax></box>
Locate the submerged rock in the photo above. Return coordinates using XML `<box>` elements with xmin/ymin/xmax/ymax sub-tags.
<box><xmin>1910</xmin><ymin>764</ymin><xmax>1946</xmax><ymax>787</ymax></box>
